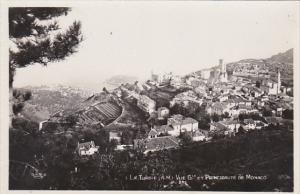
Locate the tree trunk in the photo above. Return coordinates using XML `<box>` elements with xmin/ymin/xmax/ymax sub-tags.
<box><xmin>9</xmin><ymin>65</ymin><xmax>15</xmax><ymax>129</ymax></box>
<box><xmin>9</xmin><ymin>87</ymin><xmax>13</xmax><ymax>128</ymax></box>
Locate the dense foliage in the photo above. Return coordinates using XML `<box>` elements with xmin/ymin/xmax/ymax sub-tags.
<box><xmin>10</xmin><ymin>126</ymin><xmax>293</xmax><ymax>191</ymax></box>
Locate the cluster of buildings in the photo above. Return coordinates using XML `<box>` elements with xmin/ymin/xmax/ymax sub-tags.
<box><xmin>129</xmin><ymin>59</ymin><xmax>292</xmax><ymax>154</ymax></box>
<box><xmin>170</xmin><ymin>90</ymin><xmax>203</xmax><ymax>107</ymax></box>
<box><xmin>232</xmin><ymin>60</ymin><xmax>270</xmax><ymax>78</ymax></box>
<box><xmin>151</xmin><ymin>71</ymin><xmax>173</xmax><ymax>86</ymax></box>
<box><xmin>133</xmin><ymin>114</ymin><xmax>209</xmax><ymax>154</ymax></box>
<box><xmin>119</xmin><ymin>85</ymin><xmax>156</xmax><ymax>114</ymax></box>
<box><xmin>76</xmin><ymin>58</ymin><xmax>293</xmax><ymax>157</ymax></box>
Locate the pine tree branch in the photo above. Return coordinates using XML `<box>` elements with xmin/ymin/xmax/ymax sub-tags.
<box><xmin>10</xmin><ymin>21</ymin><xmax>83</xmax><ymax>68</ymax></box>
<box><xmin>9</xmin><ymin>7</ymin><xmax>82</xmax><ymax>88</ymax></box>
<box><xmin>9</xmin><ymin>7</ymin><xmax>70</xmax><ymax>38</ymax></box>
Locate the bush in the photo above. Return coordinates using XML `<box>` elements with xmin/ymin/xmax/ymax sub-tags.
<box><xmin>12</xmin><ymin>117</ymin><xmax>39</xmax><ymax>133</ymax></box>
<box><xmin>12</xmin><ymin>103</ymin><xmax>24</xmax><ymax>115</ymax></box>
<box><xmin>282</xmin><ymin>109</ymin><xmax>293</xmax><ymax>120</ymax></box>
<box><xmin>179</xmin><ymin>132</ymin><xmax>193</xmax><ymax>145</ymax></box>
<box><xmin>23</xmin><ymin>91</ymin><xmax>32</xmax><ymax>101</ymax></box>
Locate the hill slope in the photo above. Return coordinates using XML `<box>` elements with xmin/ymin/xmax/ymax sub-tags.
<box><xmin>225</xmin><ymin>49</ymin><xmax>293</xmax><ymax>86</ymax></box>
<box><xmin>267</xmin><ymin>48</ymin><xmax>293</xmax><ymax>64</ymax></box>
<box><xmin>16</xmin><ymin>86</ymin><xmax>90</xmax><ymax>123</ymax></box>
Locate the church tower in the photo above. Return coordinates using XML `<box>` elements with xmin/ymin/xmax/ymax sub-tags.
<box><xmin>220</xmin><ymin>59</ymin><xmax>228</xmax><ymax>82</ymax></box>
<box><xmin>220</xmin><ymin>59</ymin><xmax>226</xmax><ymax>73</ymax></box>
<box><xmin>277</xmin><ymin>69</ymin><xmax>281</xmax><ymax>94</ymax></box>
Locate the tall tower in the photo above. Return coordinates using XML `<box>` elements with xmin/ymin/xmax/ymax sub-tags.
<box><xmin>219</xmin><ymin>59</ymin><xmax>227</xmax><ymax>82</ymax></box>
<box><xmin>220</xmin><ymin>59</ymin><xmax>226</xmax><ymax>73</ymax></box>
<box><xmin>277</xmin><ymin>69</ymin><xmax>281</xmax><ymax>94</ymax></box>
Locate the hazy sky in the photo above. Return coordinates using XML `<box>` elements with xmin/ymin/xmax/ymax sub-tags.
<box><xmin>14</xmin><ymin>2</ymin><xmax>299</xmax><ymax>89</ymax></box>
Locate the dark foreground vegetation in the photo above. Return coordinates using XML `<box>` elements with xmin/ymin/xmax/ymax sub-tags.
<box><xmin>9</xmin><ymin>126</ymin><xmax>293</xmax><ymax>191</ymax></box>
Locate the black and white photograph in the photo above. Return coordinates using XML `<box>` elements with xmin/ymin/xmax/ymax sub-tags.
<box><xmin>1</xmin><ymin>1</ymin><xmax>299</xmax><ymax>192</ymax></box>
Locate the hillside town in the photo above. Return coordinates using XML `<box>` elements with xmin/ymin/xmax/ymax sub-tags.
<box><xmin>7</xmin><ymin>5</ymin><xmax>297</xmax><ymax>191</ymax></box>
<box><xmin>10</xmin><ymin>49</ymin><xmax>294</xmax><ymax>191</ymax></box>
<box><xmin>32</xmin><ymin>56</ymin><xmax>293</xmax><ymax>157</ymax></box>
<box><xmin>101</xmin><ymin>58</ymin><xmax>293</xmax><ymax>155</ymax></box>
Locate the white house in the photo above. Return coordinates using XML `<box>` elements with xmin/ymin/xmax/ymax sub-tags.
<box><xmin>209</xmin><ymin>121</ymin><xmax>236</xmax><ymax>137</ymax></box>
<box><xmin>137</xmin><ymin>95</ymin><xmax>156</xmax><ymax>114</ymax></box>
<box><xmin>200</xmin><ymin>69</ymin><xmax>211</xmax><ymax>80</ymax></box>
<box><xmin>167</xmin><ymin>115</ymin><xmax>198</xmax><ymax>136</ymax></box>
<box><xmin>243</xmin><ymin>119</ymin><xmax>256</xmax><ymax>130</ymax></box>
<box><xmin>148</xmin><ymin>125</ymin><xmax>174</xmax><ymax>138</ymax></box>
<box><xmin>77</xmin><ymin>141</ymin><xmax>99</xmax><ymax>156</ymax></box>
<box><xmin>191</xmin><ymin>130</ymin><xmax>206</xmax><ymax>142</ymax></box>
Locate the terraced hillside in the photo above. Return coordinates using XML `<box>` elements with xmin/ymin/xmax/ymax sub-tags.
<box><xmin>77</xmin><ymin>102</ymin><xmax>122</xmax><ymax>126</ymax></box>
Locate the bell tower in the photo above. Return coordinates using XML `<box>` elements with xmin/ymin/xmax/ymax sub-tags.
<box><xmin>277</xmin><ymin>69</ymin><xmax>281</xmax><ymax>94</ymax></box>
<box><xmin>219</xmin><ymin>59</ymin><xmax>227</xmax><ymax>82</ymax></box>
<box><xmin>220</xmin><ymin>59</ymin><xmax>226</xmax><ymax>73</ymax></box>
